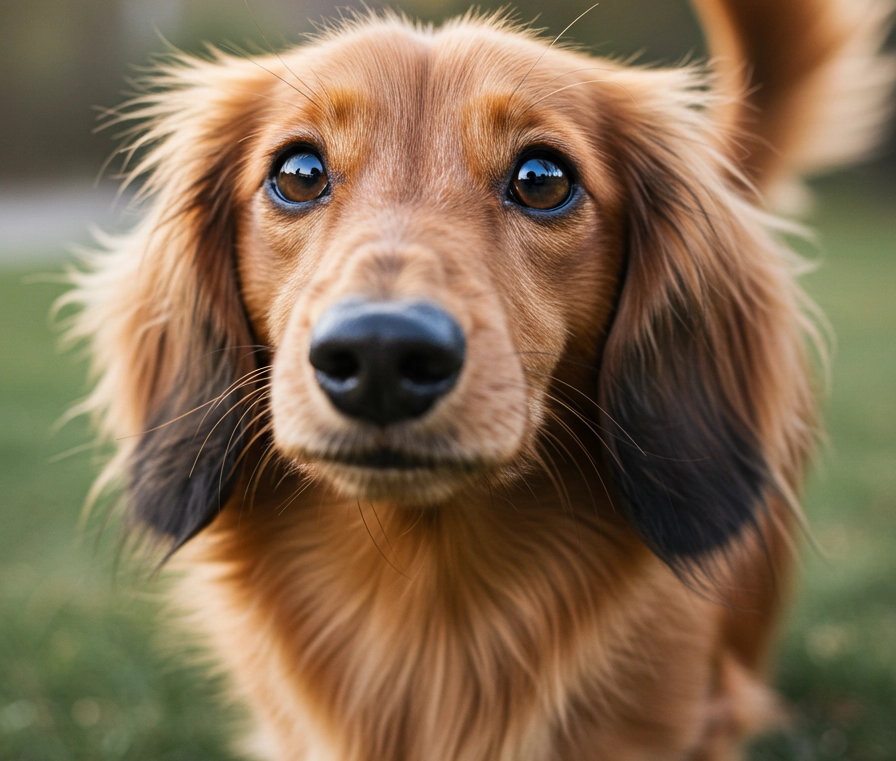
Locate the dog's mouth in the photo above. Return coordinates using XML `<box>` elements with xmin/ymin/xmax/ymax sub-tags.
<box><xmin>314</xmin><ymin>446</ymin><xmax>480</xmax><ymax>472</ymax></box>
<box><xmin>294</xmin><ymin>443</ymin><xmax>487</xmax><ymax>504</ymax></box>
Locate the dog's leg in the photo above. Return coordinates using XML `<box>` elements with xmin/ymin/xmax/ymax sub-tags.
<box><xmin>691</xmin><ymin>652</ymin><xmax>784</xmax><ymax>761</ymax></box>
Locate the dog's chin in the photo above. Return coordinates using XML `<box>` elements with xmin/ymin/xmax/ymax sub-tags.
<box><xmin>297</xmin><ymin>450</ymin><xmax>485</xmax><ymax>506</ymax></box>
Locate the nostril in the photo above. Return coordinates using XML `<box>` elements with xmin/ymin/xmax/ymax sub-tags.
<box><xmin>399</xmin><ymin>347</ymin><xmax>461</xmax><ymax>388</ymax></box>
<box><xmin>316</xmin><ymin>348</ymin><xmax>360</xmax><ymax>383</ymax></box>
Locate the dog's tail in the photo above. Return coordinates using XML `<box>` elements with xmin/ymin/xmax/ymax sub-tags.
<box><xmin>693</xmin><ymin>0</ymin><xmax>895</xmax><ymax>208</ymax></box>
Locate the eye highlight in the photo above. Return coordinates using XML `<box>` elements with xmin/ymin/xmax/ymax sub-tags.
<box><xmin>271</xmin><ymin>148</ymin><xmax>329</xmax><ymax>204</ymax></box>
<box><xmin>508</xmin><ymin>153</ymin><xmax>573</xmax><ymax>210</ymax></box>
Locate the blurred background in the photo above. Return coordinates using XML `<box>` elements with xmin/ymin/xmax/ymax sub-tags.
<box><xmin>0</xmin><ymin>1</ymin><xmax>894</xmax><ymax>759</ymax></box>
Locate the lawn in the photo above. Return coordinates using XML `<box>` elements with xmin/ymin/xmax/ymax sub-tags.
<box><xmin>0</xmin><ymin>181</ymin><xmax>894</xmax><ymax>760</ymax></box>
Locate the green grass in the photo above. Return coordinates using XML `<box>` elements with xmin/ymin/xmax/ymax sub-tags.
<box><xmin>750</xmin><ymin>185</ymin><xmax>896</xmax><ymax>761</ymax></box>
<box><xmin>0</xmin><ymin>275</ymin><xmax>241</xmax><ymax>760</ymax></box>
<box><xmin>0</xmin><ymin>183</ymin><xmax>894</xmax><ymax>759</ymax></box>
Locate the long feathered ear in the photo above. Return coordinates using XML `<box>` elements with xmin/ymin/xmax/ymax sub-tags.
<box><xmin>65</xmin><ymin>52</ymin><xmax>275</xmax><ymax>552</ymax></box>
<box><xmin>595</xmin><ymin>68</ymin><xmax>818</xmax><ymax>565</ymax></box>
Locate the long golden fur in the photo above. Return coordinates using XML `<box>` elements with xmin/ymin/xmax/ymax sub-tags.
<box><xmin>67</xmin><ymin>1</ymin><xmax>893</xmax><ymax>758</ymax></box>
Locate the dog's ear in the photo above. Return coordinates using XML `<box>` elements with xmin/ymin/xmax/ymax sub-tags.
<box><xmin>595</xmin><ymin>68</ymin><xmax>817</xmax><ymax>564</ymax></box>
<box><xmin>68</xmin><ymin>53</ymin><xmax>275</xmax><ymax>551</ymax></box>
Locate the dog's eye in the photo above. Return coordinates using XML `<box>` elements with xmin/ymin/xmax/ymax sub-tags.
<box><xmin>508</xmin><ymin>154</ymin><xmax>572</xmax><ymax>210</ymax></box>
<box><xmin>272</xmin><ymin>149</ymin><xmax>329</xmax><ymax>204</ymax></box>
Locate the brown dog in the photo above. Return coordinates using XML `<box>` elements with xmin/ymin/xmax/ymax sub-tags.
<box><xmin>68</xmin><ymin>1</ymin><xmax>893</xmax><ymax>758</ymax></box>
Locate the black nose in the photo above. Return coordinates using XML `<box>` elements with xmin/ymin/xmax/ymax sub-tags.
<box><xmin>309</xmin><ymin>299</ymin><xmax>465</xmax><ymax>426</ymax></box>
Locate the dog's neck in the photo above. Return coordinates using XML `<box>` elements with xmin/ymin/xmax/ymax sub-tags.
<box><xmin>176</xmin><ymin>456</ymin><xmax>683</xmax><ymax>758</ymax></box>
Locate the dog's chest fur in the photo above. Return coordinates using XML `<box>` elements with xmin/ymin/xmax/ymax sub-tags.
<box><xmin>177</xmin><ymin>480</ymin><xmax>721</xmax><ymax>761</ymax></box>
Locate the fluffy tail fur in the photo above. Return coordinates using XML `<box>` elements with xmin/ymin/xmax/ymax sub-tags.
<box><xmin>693</xmin><ymin>0</ymin><xmax>895</xmax><ymax>207</ymax></box>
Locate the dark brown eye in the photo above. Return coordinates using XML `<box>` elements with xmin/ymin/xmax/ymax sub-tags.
<box><xmin>272</xmin><ymin>149</ymin><xmax>329</xmax><ymax>204</ymax></box>
<box><xmin>509</xmin><ymin>154</ymin><xmax>572</xmax><ymax>210</ymax></box>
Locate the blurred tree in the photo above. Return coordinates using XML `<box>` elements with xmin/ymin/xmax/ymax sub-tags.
<box><xmin>0</xmin><ymin>0</ymin><xmax>126</xmax><ymax>178</ymax></box>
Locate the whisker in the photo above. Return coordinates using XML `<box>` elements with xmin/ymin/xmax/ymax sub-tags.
<box><xmin>202</xmin><ymin>344</ymin><xmax>272</xmax><ymax>358</ymax></box>
<box><xmin>188</xmin><ymin>385</ymin><xmax>269</xmax><ymax>479</ymax></box>
<box><xmin>542</xmin><ymin>389</ymin><xmax>627</xmax><ymax>468</ymax></box>
<box><xmin>217</xmin><ymin>392</ymin><xmax>272</xmax><ymax>503</ymax></box>
<box><xmin>357</xmin><ymin>501</ymin><xmax>410</xmax><ymax>580</ymax></box>
<box><xmin>519</xmin><ymin>78</ymin><xmax>637</xmax><ymax>115</ymax></box>
<box><xmin>274</xmin><ymin>477</ymin><xmax>313</xmax><ymax>516</ymax></box>
<box><xmin>230</xmin><ymin>417</ymin><xmax>274</xmax><ymax>476</ymax></box>
<box><xmin>484</xmin><ymin>472</ymin><xmax>529</xmax><ymax>513</ymax></box>
<box><xmin>511</xmin><ymin>3</ymin><xmax>601</xmax><ymax>99</ymax></box>
<box><xmin>246</xmin><ymin>443</ymin><xmax>279</xmax><ymax>512</ymax></box>
<box><xmin>309</xmin><ymin>68</ymin><xmax>337</xmax><ymax>115</ymax></box>
<box><xmin>513</xmin><ymin>349</ymin><xmax>595</xmax><ymax>371</ymax></box>
<box><xmin>530</xmin><ymin>443</ymin><xmax>573</xmax><ymax>523</ymax></box>
<box><xmin>539</xmin><ymin>429</ymin><xmax>588</xmax><ymax>554</ymax></box>
<box><xmin>228</xmin><ymin>8</ymin><xmax>322</xmax><ymax>109</ymax></box>
<box><xmin>396</xmin><ymin>508</ymin><xmax>428</xmax><ymax>539</ymax></box>
<box><xmin>527</xmin><ymin>65</ymin><xmax>618</xmax><ymax>101</ymax></box>
<box><xmin>112</xmin><ymin>367</ymin><xmax>269</xmax><ymax>442</ymax></box>
<box><xmin>483</xmin><ymin>371</ymin><xmax>633</xmax><ymax>468</ymax></box>
<box><xmin>369</xmin><ymin>501</ymin><xmax>400</xmax><ymax>565</ymax></box>
<box><xmin>515</xmin><ymin>360</ymin><xmax>647</xmax><ymax>454</ymax></box>
<box><xmin>194</xmin><ymin>367</ymin><xmax>271</xmax><ymax>434</ymax></box>
<box><xmin>543</xmin><ymin>407</ymin><xmax>615</xmax><ymax>513</ymax></box>
<box><xmin>204</xmin><ymin>383</ymin><xmax>270</xmax><ymax>430</ymax></box>
<box><xmin>516</xmin><ymin>466</ymin><xmax>544</xmax><ymax>509</ymax></box>
<box><xmin>271</xmin><ymin>458</ymin><xmax>302</xmax><ymax>494</ymax></box>
<box><xmin>115</xmin><ymin>397</ymin><xmax>222</xmax><ymax>441</ymax></box>
<box><xmin>543</xmin><ymin>380</ymin><xmax>715</xmax><ymax>464</ymax></box>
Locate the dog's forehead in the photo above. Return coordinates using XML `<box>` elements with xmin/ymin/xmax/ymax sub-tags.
<box><xmin>306</xmin><ymin>20</ymin><xmax>563</xmax><ymax>96</ymax></box>
<box><xmin>269</xmin><ymin>21</ymin><xmax>596</xmax><ymax>161</ymax></box>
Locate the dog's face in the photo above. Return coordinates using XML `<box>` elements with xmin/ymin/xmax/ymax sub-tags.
<box><xmin>81</xmin><ymin>15</ymin><xmax>813</xmax><ymax>564</ymax></box>
<box><xmin>235</xmin><ymin>23</ymin><xmax>623</xmax><ymax>504</ymax></box>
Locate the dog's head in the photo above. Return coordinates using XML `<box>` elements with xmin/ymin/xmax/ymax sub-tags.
<box><xmin>75</xmin><ymin>15</ymin><xmax>815</xmax><ymax>564</ymax></box>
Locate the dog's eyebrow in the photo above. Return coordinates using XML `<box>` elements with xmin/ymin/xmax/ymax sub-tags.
<box><xmin>314</xmin><ymin>85</ymin><xmax>372</xmax><ymax>125</ymax></box>
<box><xmin>462</xmin><ymin>88</ymin><xmax>546</xmax><ymax>134</ymax></box>
<box><xmin>463</xmin><ymin>82</ymin><xmax>589</xmax><ymax>130</ymax></box>
<box><xmin>459</xmin><ymin>90</ymin><xmax>583</xmax><ymax>158</ymax></box>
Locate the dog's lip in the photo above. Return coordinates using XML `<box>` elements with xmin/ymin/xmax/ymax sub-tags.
<box><xmin>309</xmin><ymin>446</ymin><xmax>480</xmax><ymax>472</ymax></box>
